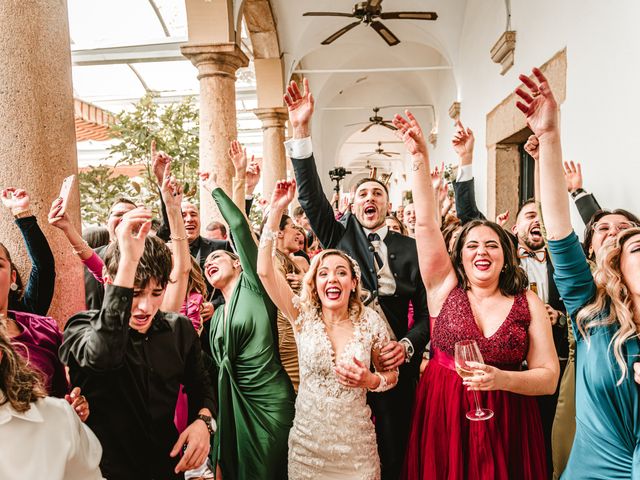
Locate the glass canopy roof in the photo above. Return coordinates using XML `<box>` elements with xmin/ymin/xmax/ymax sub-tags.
<box><xmin>68</xmin><ymin>0</ymin><xmax>262</xmax><ymax>166</ymax></box>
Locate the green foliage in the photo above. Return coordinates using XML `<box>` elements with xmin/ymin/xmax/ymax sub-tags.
<box><xmin>78</xmin><ymin>93</ymin><xmax>200</xmax><ymax>225</ymax></box>
<box><xmin>79</xmin><ymin>165</ymin><xmax>138</xmax><ymax>225</ymax></box>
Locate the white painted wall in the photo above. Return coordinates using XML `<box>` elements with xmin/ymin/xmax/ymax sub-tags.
<box><xmin>450</xmin><ymin>0</ymin><xmax>640</xmax><ymax>232</ymax></box>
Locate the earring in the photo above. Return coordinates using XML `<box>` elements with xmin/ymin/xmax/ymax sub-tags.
<box><xmin>352</xmin><ymin>288</ymin><xmax>356</xmax><ymax>293</ymax></box>
<box><xmin>10</xmin><ymin>282</ymin><xmax>18</xmax><ymax>291</ymax></box>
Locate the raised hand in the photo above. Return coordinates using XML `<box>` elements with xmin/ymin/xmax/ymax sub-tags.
<box><xmin>65</xmin><ymin>386</ymin><xmax>90</xmax><ymax>422</ymax></box>
<box><xmin>228</xmin><ymin>140</ymin><xmax>248</xmax><ymax>174</ymax></box>
<box><xmin>451</xmin><ymin>120</ymin><xmax>474</xmax><ymax>160</ymax></box>
<box><xmin>496</xmin><ymin>210</ymin><xmax>510</xmax><ymax>227</ymax></box>
<box><xmin>563</xmin><ymin>160</ymin><xmax>583</xmax><ymax>193</ymax></box>
<box><xmin>515</xmin><ymin>68</ymin><xmax>559</xmax><ymax>139</ymax></box>
<box><xmin>151</xmin><ymin>140</ymin><xmax>172</xmax><ymax>186</ymax></box>
<box><xmin>1</xmin><ymin>188</ymin><xmax>30</xmax><ymax>212</ymax></box>
<box><xmin>246</xmin><ymin>159</ymin><xmax>261</xmax><ymax>194</ymax></box>
<box><xmin>160</xmin><ymin>163</ymin><xmax>183</xmax><ymax>210</ymax></box>
<box><xmin>284</xmin><ymin>78</ymin><xmax>314</xmax><ymax>138</ymax></box>
<box><xmin>430</xmin><ymin>162</ymin><xmax>445</xmax><ymax>191</ymax></box>
<box><xmin>48</xmin><ymin>197</ymin><xmax>72</xmax><ymax>231</ymax></box>
<box><xmin>115</xmin><ymin>207</ymin><xmax>153</xmax><ymax>264</ymax></box>
<box><xmin>392</xmin><ymin>111</ymin><xmax>428</xmax><ymax>159</ymax></box>
<box><xmin>270</xmin><ymin>179</ymin><xmax>296</xmax><ymax>211</ymax></box>
<box><xmin>199</xmin><ymin>171</ymin><xmax>219</xmax><ymax>194</ymax></box>
<box><xmin>524</xmin><ymin>134</ymin><xmax>540</xmax><ymax>161</ymax></box>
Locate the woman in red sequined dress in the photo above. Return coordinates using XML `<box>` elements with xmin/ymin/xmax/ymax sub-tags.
<box><xmin>393</xmin><ymin>112</ymin><xmax>560</xmax><ymax>480</ymax></box>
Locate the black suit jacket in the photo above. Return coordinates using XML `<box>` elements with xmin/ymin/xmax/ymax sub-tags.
<box><xmin>292</xmin><ymin>154</ymin><xmax>429</xmax><ymax>366</ymax></box>
<box><xmin>574</xmin><ymin>192</ymin><xmax>601</xmax><ymax>224</ymax></box>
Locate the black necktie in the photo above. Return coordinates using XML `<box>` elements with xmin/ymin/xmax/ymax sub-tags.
<box><xmin>368</xmin><ymin>233</ymin><xmax>384</xmax><ymax>270</ymax></box>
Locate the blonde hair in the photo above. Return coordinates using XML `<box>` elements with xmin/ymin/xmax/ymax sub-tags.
<box><xmin>298</xmin><ymin>249</ymin><xmax>364</xmax><ymax>320</ymax></box>
<box><xmin>576</xmin><ymin>227</ymin><xmax>640</xmax><ymax>385</ymax></box>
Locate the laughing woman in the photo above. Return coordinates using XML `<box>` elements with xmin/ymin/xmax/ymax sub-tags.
<box><xmin>517</xmin><ymin>67</ymin><xmax>640</xmax><ymax>479</ymax></box>
<box><xmin>200</xmin><ymin>172</ymin><xmax>295</xmax><ymax>480</ymax></box>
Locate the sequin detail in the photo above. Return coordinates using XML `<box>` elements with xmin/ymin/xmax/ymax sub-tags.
<box><xmin>288</xmin><ymin>306</ymin><xmax>391</xmax><ymax>479</ymax></box>
<box><xmin>432</xmin><ymin>286</ymin><xmax>530</xmax><ymax>368</ymax></box>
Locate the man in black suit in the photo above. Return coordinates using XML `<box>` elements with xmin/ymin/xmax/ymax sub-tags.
<box><xmin>284</xmin><ymin>78</ymin><xmax>429</xmax><ymax>480</ymax></box>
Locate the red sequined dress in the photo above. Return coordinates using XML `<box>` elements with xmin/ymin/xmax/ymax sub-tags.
<box><xmin>402</xmin><ymin>287</ymin><xmax>547</xmax><ymax>480</ymax></box>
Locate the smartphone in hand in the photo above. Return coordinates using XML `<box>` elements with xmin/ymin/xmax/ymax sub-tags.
<box><xmin>57</xmin><ymin>175</ymin><xmax>76</xmax><ymax>217</ymax></box>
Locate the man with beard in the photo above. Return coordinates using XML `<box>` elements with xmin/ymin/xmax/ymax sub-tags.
<box><xmin>283</xmin><ymin>78</ymin><xmax>429</xmax><ymax>480</ymax></box>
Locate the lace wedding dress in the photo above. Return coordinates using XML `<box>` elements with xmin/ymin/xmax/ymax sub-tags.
<box><xmin>288</xmin><ymin>305</ymin><xmax>394</xmax><ymax>480</ymax></box>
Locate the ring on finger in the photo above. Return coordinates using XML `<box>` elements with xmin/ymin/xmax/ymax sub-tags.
<box><xmin>531</xmin><ymin>90</ymin><xmax>540</xmax><ymax>98</ymax></box>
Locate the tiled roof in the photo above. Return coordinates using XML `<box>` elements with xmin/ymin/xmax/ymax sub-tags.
<box><xmin>74</xmin><ymin>99</ymin><xmax>114</xmax><ymax>141</ymax></box>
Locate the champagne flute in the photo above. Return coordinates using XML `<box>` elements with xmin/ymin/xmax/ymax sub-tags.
<box><xmin>455</xmin><ymin>339</ymin><xmax>494</xmax><ymax>421</ymax></box>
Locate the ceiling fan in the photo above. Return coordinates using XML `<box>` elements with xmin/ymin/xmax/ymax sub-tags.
<box><xmin>303</xmin><ymin>0</ymin><xmax>438</xmax><ymax>46</ymax></box>
<box><xmin>346</xmin><ymin>107</ymin><xmax>397</xmax><ymax>132</ymax></box>
<box><xmin>360</xmin><ymin>141</ymin><xmax>400</xmax><ymax>157</ymax></box>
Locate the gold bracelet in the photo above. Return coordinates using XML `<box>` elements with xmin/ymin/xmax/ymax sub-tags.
<box><xmin>170</xmin><ymin>234</ymin><xmax>188</xmax><ymax>241</ymax></box>
<box><xmin>12</xmin><ymin>208</ymin><xmax>32</xmax><ymax>219</ymax></box>
<box><xmin>71</xmin><ymin>240</ymin><xmax>89</xmax><ymax>255</ymax></box>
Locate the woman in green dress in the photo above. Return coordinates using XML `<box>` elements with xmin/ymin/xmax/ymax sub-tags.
<box><xmin>201</xmin><ymin>173</ymin><xmax>295</xmax><ymax>480</ymax></box>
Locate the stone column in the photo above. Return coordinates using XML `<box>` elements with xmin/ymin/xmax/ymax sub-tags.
<box><xmin>0</xmin><ymin>0</ymin><xmax>84</xmax><ymax>325</ymax></box>
<box><xmin>253</xmin><ymin>107</ymin><xmax>289</xmax><ymax>197</ymax></box>
<box><xmin>181</xmin><ymin>43</ymin><xmax>248</xmax><ymax>226</ymax></box>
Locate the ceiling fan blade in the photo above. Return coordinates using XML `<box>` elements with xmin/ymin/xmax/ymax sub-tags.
<box><xmin>370</xmin><ymin>21</ymin><xmax>400</xmax><ymax>46</ymax></box>
<box><xmin>303</xmin><ymin>12</ymin><xmax>355</xmax><ymax>18</ymax></box>
<box><xmin>321</xmin><ymin>21</ymin><xmax>361</xmax><ymax>45</ymax></box>
<box><xmin>361</xmin><ymin>123</ymin><xmax>375</xmax><ymax>133</ymax></box>
<box><xmin>345</xmin><ymin>121</ymin><xmax>369</xmax><ymax>127</ymax></box>
<box><xmin>381</xmin><ymin>122</ymin><xmax>398</xmax><ymax>131</ymax></box>
<box><xmin>382</xmin><ymin>153</ymin><xmax>392</xmax><ymax>157</ymax></box>
<box><xmin>386</xmin><ymin>151</ymin><xmax>400</xmax><ymax>155</ymax></box>
<box><xmin>380</xmin><ymin>12</ymin><xmax>438</xmax><ymax>21</ymax></box>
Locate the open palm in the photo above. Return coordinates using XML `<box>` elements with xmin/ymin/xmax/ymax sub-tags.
<box><xmin>392</xmin><ymin>111</ymin><xmax>427</xmax><ymax>158</ymax></box>
<box><xmin>452</xmin><ymin>120</ymin><xmax>474</xmax><ymax>157</ymax></box>
<box><xmin>284</xmin><ymin>78</ymin><xmax>314</xmax><ymax>129</ymax></box>
<box><xmin>515</xmin><ymin>68</ymin><xmax>558</xmax><ymax>139</ymax></box>
<box><xmin>270</xmin><ymin>180</ymin><xmax>296</xmax><ymax>211</ymax></box>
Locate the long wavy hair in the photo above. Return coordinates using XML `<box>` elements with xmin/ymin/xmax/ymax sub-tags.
<box><xmin>0</xmin><ymin>326</ymin><xmax>46</xmax><ymax>413</ymax></box>
<box><xmin>576</xmin><ymin>227</ymin><xmax>640</xmax><ymax>384</ymax></box>
<box><xmin>298</xmin><ymin>249</ymin><xmax>364</xmax><ymax>321</ymax></box>
<box><xmin>450</xmin><ymin>219</ymin><xmax>529</xmax><ymax>296</ymax></box>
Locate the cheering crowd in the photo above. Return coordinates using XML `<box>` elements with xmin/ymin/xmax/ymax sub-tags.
<box><xmin>1</xmin><ymin>66</ymin><xmax>639</xmax><ymax>480</ymax></box>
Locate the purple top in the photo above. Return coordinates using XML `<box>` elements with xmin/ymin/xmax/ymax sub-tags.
<box><xmin>10</xmin><ymin>311</ymin><xmax>68</xmax><ymax>397</ymax></box>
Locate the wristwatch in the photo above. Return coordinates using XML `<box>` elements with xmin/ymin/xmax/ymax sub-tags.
<box><xmin>399</xmin><ymin>338</ymin><xmax>414</xmax><ymax>363</ymax></box>
<box><xmin>197</xmin><ymin>413</ymin><xmax>215</xmax><ymax>435</ymax></box>
<box><xmin>570</xmin><ymin>188</ymin><xmax>586</xmax><ymax>199</ymax></box>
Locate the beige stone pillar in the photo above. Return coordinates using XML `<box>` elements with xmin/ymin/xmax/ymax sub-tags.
<box><xmin>181</xmin><ymin>43</ymin><xmax>248</xmax><ymax>226</ymax></box>
<box><xmin>0</xmin><ymin>0</ymin><xmax>84</xmax><ymax>325</ymax></box>
<box><xmin>253</xmin><ymin>107</ymin><xmax>288</xmax><ymax>197</ymax></box>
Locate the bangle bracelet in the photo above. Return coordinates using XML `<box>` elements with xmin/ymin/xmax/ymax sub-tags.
<box><xmin>170</xmin><ymin>234</ymin><xmax>188</xmax><ymax>241</ymax></box>
<box><xmin>12</xmin><ymin>208</ymin><xmax>32</xmax><ymax>218</ymax></box>
<box><xmin>71</xmin><ymin>240</ymin><xmax>89</xmax><ymax>255</ymax></box>
<box><xmin>259</xmin><ymin>228</ymin><xmax>278</xmax><ymax>257</ymax></box>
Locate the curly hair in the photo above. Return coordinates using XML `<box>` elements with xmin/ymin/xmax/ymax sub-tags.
<box><xmin>449</xmin><ymin>219</ymin><xmax>528</xmax><ymax>296</ymax></box>
<box><xmin>298</xmin><ymin>249</ymin><xmax>364</xmax><ymax>321</ymax></box>
<box><xmin>576</xmin><ymin>227</ymin><xmax>640</xmax><ymax>385</ymax></box>
<box><xmin>0</xmin><ymin>326</ymin><xmax>46</xmax><ymax>413</ymax></box>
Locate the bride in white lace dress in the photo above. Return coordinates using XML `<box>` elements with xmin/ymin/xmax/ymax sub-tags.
<box><xmin>258</xmin><ymin>180</ymin><xmax>399</xmax><ymax>480</ymax></box>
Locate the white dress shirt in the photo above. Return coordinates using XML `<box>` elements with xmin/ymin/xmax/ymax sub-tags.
<box><xmin>0</xmin><ymin>395</ymin><xmax>103</xmax><ymax>479</ymax></box>
<box><xmin>518</xmin><ymin>248</ymin><xmax>549</xmax><ymax>304</ymax></box>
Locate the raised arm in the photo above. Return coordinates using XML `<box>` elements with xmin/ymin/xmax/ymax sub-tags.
<box><xmin>158</xmin><ymin>163</ymin><xmax>191</xmax><ymax>313</ymax></box>
<box><xmin>1</xmin><ymin>188</ymin><xmax>55</xmax><ymax>315</ymax></box>
<box><xmin>284</xmin><ymin>78</ymin><xmax>346</xmax><ymax>248</ymax></box>
<box><xmin>516</xmin><ymin>68</ymin><xmax>572</xmax><ymax>240</ymax></box>
<box><xmin>229</xmin><ymin>140</ymin><xmax>249</xmax><ymax>210</ymax></box>
<box><xmin>451</xmin><ymin>121</ymin><xmax>486</xmax><ymax>224</ymax></box>
<box><xmin>563</xmin><ymin>160</ymin><xmax>601</xmax><ymax>224</ymax></box>
<box><xmin>60</xmin><ymin>208</ymin><xmax>153</xmax><ymax>371</ymax></box>
<box><xmin>256</xmin><ymin>180</ymin><xmax>299</xmax><ymax>323</ymax></box>
<box><xmin>393</xmin><ymin>112</ymin><xmax>456</xmax><ymax>298</ymax></box>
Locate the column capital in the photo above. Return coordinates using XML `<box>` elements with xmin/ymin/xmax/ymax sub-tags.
<box><xmin>253</xmin><ymin>107</ymin><xmax>289</xmax><ymax>129</ymax></box>
<box><xmin>180</xmin><ymin>43</ymin><xmax>249</xmax><ymax>80</ymax></box>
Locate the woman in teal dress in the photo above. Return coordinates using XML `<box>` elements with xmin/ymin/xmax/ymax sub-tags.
<box><xmin>201</xmin><ymin>174</ymin><xmax>295</xmax><ymax>479</ymax></box>
<box><xmin>516</xmin><ymin>67</ymin><xmax>640</xmax><ymax>478</ymax></box>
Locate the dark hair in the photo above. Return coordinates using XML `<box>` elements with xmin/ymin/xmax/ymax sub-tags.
<box><xmin>441</xmin><ymin>219</ymin><xmax>462</xmax><ymax>253</ymax></box>
<box><xmin>110</xmin><ymin>197</ymin><xmax>137</xmax><ymax>210</ymax></box>
<box><xmin>583</xmin><ymin>209</ymin><xmax>640</xmax><ymax>260</ymax></box>
<box><xmin>385</xmin><ymin>214</ymin><xmax>407</xmax><ymax>236</ymax></box>
<box><xmin>206</xmin><ymin>221</ymin><xmax>227</xmax><ymax>237</ymax></box>
<box><xmin>0</xmin><ymin>243</ymin><xmax>24</xmax><ymax>304</ymax></box>
<box><xmin>354</xmin><ymin>177</ymin><xmax>389</xmax><ymax>196</ymax></box>
<box><xmin>259</xmin><ymin>213</ymin><xmax>291</xmax><ymax>237</ymax></box>
<box><xmin>104</xmin><ymin>235</ymin><xmax>172</xmax><ymax>289</ymax></box>
<box><xmin>293</xmin><ymin>225</ymin><xmax>308</xmax><ymax>251</ymax></box>
<box><xmin>450</xmin><ymin>219</ymin><xmax>528</xmax><ymax>296</ymax></box>
<box><xmin>515</xmin><ymin>198</ymin><xmax>537</xmax><ymax>220</ymax></box>
<box><xmin>293</xmin><ymin>206</ymin><xmax>305</xmax><ymax>218</ymax></box>
<box><xmin>82</xmin><ymin>226</ymin><xmax>110</xmax><ymax>249</ymax></box>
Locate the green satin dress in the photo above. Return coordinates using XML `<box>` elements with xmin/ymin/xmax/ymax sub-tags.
<box><xmin>209</xmin><ymin>188</ymin><xmax>295</xmax><ymax>479</ymax></box>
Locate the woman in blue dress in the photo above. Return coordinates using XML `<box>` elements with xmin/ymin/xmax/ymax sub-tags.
<box><xmin>516</xmin><ymin>67</ymin><xmax>640</xmax><ymax>478</ymax></box>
